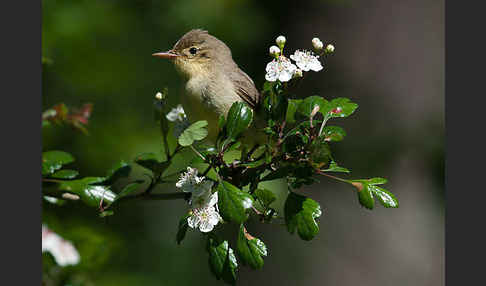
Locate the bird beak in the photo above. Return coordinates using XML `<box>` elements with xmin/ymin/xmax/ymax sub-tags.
<box><xmin>152</xmin><ymin>50</ymin><xmax>179</xmax><ymax>59</ymax></box>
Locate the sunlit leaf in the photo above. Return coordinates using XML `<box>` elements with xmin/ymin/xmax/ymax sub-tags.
<box><xmin>178</xmin><ymin>120</ymin><xmax>208</xmax><ymax>146</ymax></box>
<box><xmin>207</xmin><ymin>238</ymin><xmax>238</xmax><ymax>285</ymax></box>
<box><xmin>321</xmin><ymin>126</ymin><xmax>346</xmax><ymax>142</ymax></box>
<box><xmin>42</xmin><ymin>151</ymin><xmax>75</xmax><ymax>176</ymax></box>
<box><xmin>284</xmin><ymin>192</ymin><xmax>322</xmax><ymax>241</ymax></box>
<box><xmin>225</xmin><ymin>102</ymin><xmax>253</xmax><ymax>140</ymax></box>
<box><xmin>217</xmin><ymin>181</ymin><xmax>253</xmax><ymax>224</ymax></box>
<box><xmin>236</xmin><ymin>225</ymin><xmax>267</xmax><ymax>269</ymax></box>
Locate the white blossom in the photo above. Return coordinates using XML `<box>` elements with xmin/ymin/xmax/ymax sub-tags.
<box><xmin>276</xmin><ymin>35</ymin><xmax>286</xmax><ymax>47</ymax></box>
<box><xmin>176</xmin><ymin>167</ymin><xmax>214</xmax><ymax>197</ymax></box>
<box><xmin>290</xmin><ymin>50</ymin><xmax>323</xmax><ymax>72</ymax></box>
<box><xmin>265</xmin><ymin>56</ymin><xmax>297</xmax><ymax>82</ymax></box>
<box><xmin>269</xmin><ymin>45</ymin><xmax>280</xmax><ymax>58</ymax></box>
<box><xmin>155</xmin><ymin>92</ymin><xmax>163</xmax><ymax>100</ymax></box>
<box><xmin>312</xmin><ymin>38</ymin><xmax>323</xmax><ymax>51</ymax></box>
<box><xmin>325</xmin><ymin>44</ymin><xmax>335</xmax><ymax>54</ymax></box>
<box><xmin>42</xmin><ymin>225</ymin><xmax>80</xmax><ymax>267</ymax></box>
<box><xmin>187</xmin><ymin>192</ymin><xmax>221</xmax><ymax>233</ymax></box>
<box><xmin>166</xmin><ymin>104</ymin><xmax>186</xmax><ymax>122</ymax></box>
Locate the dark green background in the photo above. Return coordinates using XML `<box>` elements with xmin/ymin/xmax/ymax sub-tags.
<box><xmin>42</xmin><ymin>0</ymin><xmax>444</xmax><ymax>285</ymax></box>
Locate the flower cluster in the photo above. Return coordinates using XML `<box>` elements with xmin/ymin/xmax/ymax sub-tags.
<box><xmin>176</xmin><ymin>167</ymin><xmax>221</xmax><ymax>233</ymax></box>
<box><xmin>265</xmin><ymin>35</ymin><xmax>334</xmax><ymax>82</ymax></box>
<box><xmin>42</xmin><ymin>225</ymin><xmax>80</xmax><ymax>267</ymax></box>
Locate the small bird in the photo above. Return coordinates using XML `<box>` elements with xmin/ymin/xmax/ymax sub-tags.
<box><xmin>152</xmin><ymin>29</ymin><xmax>262</xmax><ymax>143</ymax></box>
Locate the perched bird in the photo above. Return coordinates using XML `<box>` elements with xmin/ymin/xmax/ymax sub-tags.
<box><xmin>152</xmin><ymin>29</ymin><xmax>262</xmax><ymax>143</ymax></box>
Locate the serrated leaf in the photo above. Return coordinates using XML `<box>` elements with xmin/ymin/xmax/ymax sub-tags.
<box><xmin>57</xmin><ymin>177</ymin><xmax>117</xmax><ymax>207</ymax></box>
<box><xmin>178</xmin><ymin>120</ymin><xmax>208</xmax><ymax>146</ymax></box>
<box><xmin>42</xmin><ymin>151</ymin><xmax>75</xmax><ymax>176</ymax></box>
<box><xmin>207</xmin><ymin>238</ymin><xmax>238</xmax><ymax>285</ymax></box>
<box><xmin>225</xmin><ymin>102</ymin><xmax>253</xmax><ymax>140</ymax></box>
<box><xmin>51</xmin><ymin>169</ymin><xmax>79</xmax><ymax>179</ymax></box>
<box><xmin>236</xmin><ymin>225</ymin><xmax>267</xmax><ymax>269</ymax></box>
<box><xmin>297</xmin><ymin>96</ymin><xmax>328</xmax><ymax>117</ymax></box>
<box><xmin>254</xmin><ymin>188</ymin><xmax>276</xmax><ymax>208</ymax></box>
<box><xmin>322</xmin><ymin>161</ymin><xmax>350</xmax><ymax>173</ymax></box>
<box><xmin>321</xmin><ymin>126</ymin><xmax>346</xmax><ymax>142</ymax></box>
<box><xmin>217</xmin><ymin>181</ymin><xmax>253</xmax><ymax>224</ymax></box>
<box><xmin>327</xmin><ymin>98</ymin><xmax>358</xmax><ymax>118</ymax></box>
<box><xmin>176</xmin><ymin>214</ymin><xmax>190</xmax><ymax>245</ymax></box>
<box><xmin>284</xmin><ymin>192</ymin><xmax>322</xmax><ymax>241</ymax></box>
<box><xmin>350</xmin><ymin>178</ymin><xmax>397</xmax><ymax>209</ymax></box>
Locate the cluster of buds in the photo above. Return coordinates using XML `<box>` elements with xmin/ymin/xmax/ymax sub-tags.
<box><xmin>266</xmin><ymin>35</ymin><xmax>334</xmax><ymax>82</ymax></box>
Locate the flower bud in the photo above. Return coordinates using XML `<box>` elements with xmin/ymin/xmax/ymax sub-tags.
<box><xmin>269</xmin><ymin>45</ymin><xmax>281</xmax><ymax>58</ymax></box>
<box><xmin>293</xmin><ymin>68</ymin><xmax>303</xmax><ymax>78</ymax></box>
<box><xmin>276</xmin><ymin>35</ymin><xmax>286</xmax><ymax>48</ymax></box>
<box><xmin>155</xmin><ymin>92</ymin><xmax>163</xmax><ymax>100</ymax></box>
<box><xmin>325</xmin><ymin>44</ymin><xmax>335</xmax><ymax>54</ymax></box>
<box><xmin>312</xmin><ymin>37</ymin><xmax>323</xmax><ymax>51</ymax></box>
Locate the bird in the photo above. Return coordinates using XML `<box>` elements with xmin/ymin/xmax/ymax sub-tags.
<box><xmin>152</xmin><ymin>29</ymin><xmax>263</xmax><ymax>144</ymax></box>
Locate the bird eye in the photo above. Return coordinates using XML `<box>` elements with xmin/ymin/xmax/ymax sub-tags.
<box><xmin>189</xmin><ymin>47</ymin><xmax>197</xmax><ymax>55</ymax></box>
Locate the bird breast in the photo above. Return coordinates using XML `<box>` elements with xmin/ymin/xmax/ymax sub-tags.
<box><xmin>183</xmin><ymin>74</ymin><xmax>242</xmax><ymax>140</ymax></box>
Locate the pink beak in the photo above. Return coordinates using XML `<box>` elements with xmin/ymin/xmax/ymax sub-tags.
<box><xmin>152</xmin><ymin>50</ymin><xmax>179</xmax><ymax>59</ymax></box>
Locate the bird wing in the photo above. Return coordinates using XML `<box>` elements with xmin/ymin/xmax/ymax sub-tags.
<box><xmin>231</xmin><ymin>68</ymin><xmax>260</xmax><ymax>109</ymax></box>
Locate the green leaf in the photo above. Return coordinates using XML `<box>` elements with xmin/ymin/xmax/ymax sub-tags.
<box><xmin>284</xmin><ymin>192</ymin><xmax>322</xmax><ymax>241</ymax></box>
<box><xmin>260</xmin><ymin>165</ymin><xmax>293</xmax><ymax>182</ymax></box>
<box><xmin>57</xmin><ymin>177</ymin><xmax>117</xmax><ymax>208</ymax></box>
<box><xmin>350</xmin><ymin>178</ymin><xmax>398</xmax><ymax>209</ymax></box>
<box><xmin>115</xmin><ymin>182</ymin><xmax>143</xmax><ymax>201</ymax></box>
<box><xmin>367</xmin><ymin>177</ymin><xmax>388</xmax><ymax>185</ymax></box>
<box><xmin>217</xmin><ymin>181</ymin><xmax>253</xmax><ymax>224</ymax></box>
<box><xmin>51</xmin><ymin>169</ymin><xmax>79</xmax><ymax>179</ymax></box>
<box><xmin>134</xmin><ymin>153</ymin><xmax>170</xmax><ymax>175</ymax></box>
<box><xmin>327</xmin><ymin>98</ymin><xmax>358</xmax><ymax>118</ymax></box>
<box><xmin>42</xmin><ymin>151</ymin><xmax>75</xmax><ymax>176</ymax></box>
<box><xmin>43</xmin><ymin>196</ymin><xmax>66</xmax><ymax>206</ymax></box>
<box><xmin>236</xmin><ymin>225</ymin><xmax>267</xmax><ymax>269</ymax></box>
<box><xmin>286</xmin><ymin>99</ymin><xmax>302</xmax><ymax>123</ymax></box>
<box><xmin>322</xmin><ymin>161</ymin><xmax>350</xmax><ymax>173</ymax></box>
<box><xmin>357</xmin><ymin>183</ymin><xmax>375</xmax><ymax>209</ymax></box>
<box><xmin>309</xmin><ymin>138</ymin><xmax>331</xmax><ymax>168</ymax></box>
<box><xmin>178</xmin><ymin>120</ymin><xmax>208</xmax><ymax>146</ymax></box>
<box><xmin>371</xmin><ymin>186</ymin><xmax>399</xmax><ymax>208</ymax></box>
<box><xmin>101</xmin><ymin>160</ymin><xmax>131</xmax><ymax>185</ymax></box>
<box><xmin>176</xmin><ymin>214</ymin><xmax>190</xmax><ymax>245</ymax></box>
<box><xmin>207</xmin><ymin>238</ymin><xmax>238</xmax><ymax>285</ymax></box>
<box><xmin>254</xmin><ymin>188</ymin><xmax>276</xmax><ymax>208</ymax></box>
<box><xmin>99</xmin><ymin>210</ymin><xmax>114</xmax><ymax>218</ymax></box>
<box><xmin>321</xmin><ymin>126</ymin><xmax>346</xmax><ymax>142</ymax></box>
<box><xmin>225</xmin><ymin>102</ymin><xmax>253</xmax><ymax>140</ymax></box>
<box><xmin>297</xmin><ymin>96</ymin><xmax>328</xmax><ymax>117</ymax></box>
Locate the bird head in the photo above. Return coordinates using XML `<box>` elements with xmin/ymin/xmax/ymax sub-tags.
<box><xmin>153</xmin><ymin>29</ymin><xmax>234</xmax><ymax>79</ymax></box>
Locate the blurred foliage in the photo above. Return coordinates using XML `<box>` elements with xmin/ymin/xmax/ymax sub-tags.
<box><xmin>42</xmin><ymin>0</ymin><xmax>444</xmax><ymax>285</ymax></box>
